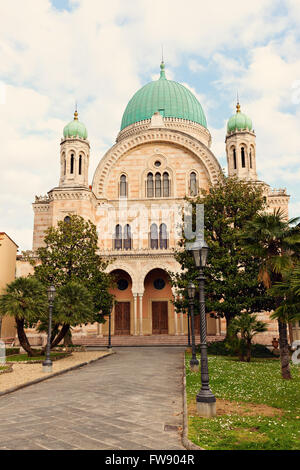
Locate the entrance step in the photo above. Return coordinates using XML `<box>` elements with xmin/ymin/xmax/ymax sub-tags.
<box><xmin>73</xmin><ymin>334</ymin><xmax>225</xmax><ymax>347</ymax></box>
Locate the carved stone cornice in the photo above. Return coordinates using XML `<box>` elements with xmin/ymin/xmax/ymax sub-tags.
<box><xmin>92</xmin><ymin>128</ymin><xmax>222</xmax><ymax>198</ymax></box>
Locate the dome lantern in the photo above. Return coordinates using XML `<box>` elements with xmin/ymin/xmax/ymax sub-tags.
<box><xmin>227</xmin><ymin>101</ymin><xmax>252</xmax><ymax>133</ymax></box>
<box><xmin>120</xmin><ymin>62</ymin><xmax>207</xmax><ymax>131</ymax></box>
<box><xmin>63</xmin><ymin>109</ymin><xmax>88</xmax><ymax>139</ymax></box>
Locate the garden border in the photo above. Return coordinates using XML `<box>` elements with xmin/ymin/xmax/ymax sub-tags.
<box><xmin>0</xmin><ymin>350</ymin><xmax>115</xmax><ymax>397</ymax></box>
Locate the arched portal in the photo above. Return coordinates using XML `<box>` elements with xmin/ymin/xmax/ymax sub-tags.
<box><xmin>143</xmin><ymin>268</ymin><xmax>174</xmax><ymax>335</ymax></box>
<box><xmin>109</xmin><ymin>269</ymin><xmax>133</xmax><ymax>335</ymax></box>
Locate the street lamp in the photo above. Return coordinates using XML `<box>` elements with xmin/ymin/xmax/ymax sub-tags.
<box><xmin>107</xmin><ymin>308</ymin><xmax>112</xmax><ymax>350</ymax></box>
<box><xmin>43</xmin><ymin>282</ymin><xmax>56</xmax><ymax>373</ymax></box>
<box><xmin>187</xmin><ymin>237</ymin><xmax>216</xmax><ymax>417</ymax></box>
<box><xmin>187</xmin><ymin>281</ymin><xmax>199</xmax><ymax>372</ymax></box>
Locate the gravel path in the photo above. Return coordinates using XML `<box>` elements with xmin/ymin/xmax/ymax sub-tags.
<box><xmin>0</xmin><ymin>351</ymin><xmax>110</xmax><ymax>393</ymax></box>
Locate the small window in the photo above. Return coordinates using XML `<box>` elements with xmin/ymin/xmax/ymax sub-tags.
<box><xmin>79</xmin><ymin>155</ymin><xmax>82</xmax><ymax>175</ymax></box>
<box><xmin>233</xmin><ymin>148</ymin><xmax>237</xmax><ymax>170</ymax></box>
<box><xmin>123</xmin><ymin>224</ymin><xmax>131</xmax><ymax>250</ymax></box>
<box><xmin>70</xmin><ymin>154</ymin><xmax>74</xmax><ymax>174</ymax></box>
<box><xmin>155</xmin><ymin>173</ymin><xmax>161</xmax><ymax>198</ymax></box>
<box><xmin>159</xmin><ymin>223</ymin><xmax>168</xmax><ymax>249</ymax></box>
<box><xmin>163</xmin><ymin>172</ymin><xmax>170</xmax><ymax>197</ymax></box>
<box><xmin>64</xmin><ymin>216</ymin><xmax>71</xmax><ymax>224</ymax></box>
<box><xmin>114</xmin><ymin>224</ymin><xmax>122</xmax><ymax>250</ymax></box>
<box><xmin>150</xmin><ymin>223</ymin><xmax>158</xmax><ymax>249</ymax></box>
<box><xmin>190</xmin><ymin>172</ymin><xmax>197</xmax><ymax>196</ymax></box>
<box><xmin>241</xmin><ymin>147</ymin><xmax>245</xmax><ymax>168</ymax></box>
<box><xmin>147</xmin><ymin>173</ymin><xmax>154</xmax><ymax>198</ymax></box>
<box><xmin>117</xmin><ymin>279</ymin><xmax>129</xmax><ymax>291</ymax></box>
<box><xmin>120</xmin><ymin>175</ymin><xmax>127</xmax><ymax>198</ymax></box>
<box><xmin>153</xmin><ymin>278</ymin><xmax>166</xmax><ymax>290</ymax></box>
<box><xmin>249</xmin><ymin>150</ymin><xmax>252</xmax><ymax>169</ymax></box>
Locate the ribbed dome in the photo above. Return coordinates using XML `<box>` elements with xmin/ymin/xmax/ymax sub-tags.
<box><xmin>63</xmin><ymin>111</ymin><xmax>88</xmax><ymax>139</ymax></box>
<box><xmin>227</xmin><ymin>102</ymin><xmax>252</xmax><ymax>133</ymax></box>
<box><xmin>120</xmin><ymin>62</ymin><xmax>207</xmax><ymax>131</ymax></box>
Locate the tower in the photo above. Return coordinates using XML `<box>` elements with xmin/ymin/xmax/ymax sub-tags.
<box><xmin>225</xmin><ymin>101</ymin><xmax>257</xmax><ymax>180</ymax></box>
<box><xmin>60</xmin><ymin>109</ymin><xmax>90</xmax><ymax>187</ymax></box>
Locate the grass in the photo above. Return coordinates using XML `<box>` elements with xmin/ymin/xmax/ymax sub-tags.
<box><xmin>186</xmin><ymin>353</ymin><xmax>300</xmax><ymax>450</ymax></box>
<box><xmin>6</xmin><ymin>352</ymin><xmax>69</xmax><ymax>362</ymax></box>
<box><xmin>0</xmin><ymin>365</ymin><xmax>10</xmax><ymax>371</ymax></box>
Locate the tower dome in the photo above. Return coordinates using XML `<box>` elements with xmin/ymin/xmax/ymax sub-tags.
<box><xmin>120</xmin><ymin>62</ymin><xmax>207</xmax><ymax>131</ymax></box>
<box><xmin>63</xmin><ymin>110</ymin><xmax>88</xmax><ymax>139</ymax></box>
<box><xmin>227</xmin><ymin>102</ymin><xmax>252</xmax><ymax>133</ymax></box>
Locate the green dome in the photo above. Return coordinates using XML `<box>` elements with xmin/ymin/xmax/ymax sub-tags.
<box><xmin>120</xmin><ymin>62</ymin><xmax>207</xmax><ymax>131</ymax></box>
<box><xmin>227</xmin><ymin>103</ymin><xmax>252</xmax><ymax>133</ymax></box>
<box><xmin>63</xmin><ymin>111</ymin><xmax>88</xmax><ymax>139</ymax></box>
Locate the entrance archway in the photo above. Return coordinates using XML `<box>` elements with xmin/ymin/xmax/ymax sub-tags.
<box><xmin>143</xmin><ymin>268</ymin><xmax>173</xmax><ymax>335</ymax></box>
<box><xmin>109</xmin><ymin>269</ymin><xmax>133</xmax><ymax>335</ymax></box>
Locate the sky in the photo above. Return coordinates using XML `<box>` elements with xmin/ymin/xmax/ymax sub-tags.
<box><xmin>1</xmin><ymin>0</ymin><xmax>300</xmax><ymax>251</ymax></box>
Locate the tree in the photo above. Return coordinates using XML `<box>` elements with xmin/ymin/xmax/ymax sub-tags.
<box><xmin>227</xmin><ymin>313</ymin><xmax>268</xmax><ymax>362</ymax></box>
<box><xmin>34</xmin><ymin>215</ymin><xmax>113</xmax><ymax>347</ymax></box>
<box><xmin>241</xmin><ymin>210</ymin><xmax>300</xmax><ymax>379</ymax></box>
<box><xmin>0</xmin><ymin>277</ymin><xmax>47</xmax><ymax>356</ymax></box>
<box><xmin>172</xmin><ymin>176</ymin><xmax>271</xmax><ymax>329</ymax></box>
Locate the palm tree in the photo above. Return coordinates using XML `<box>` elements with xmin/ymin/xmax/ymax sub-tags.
<box><xmin>228</xmin><ymin>313</ymin><xmax>268</xmax><ymax>362</ymax></box>
<box><xmin>0</xmin><ymin>277</ymin><xmax>47</xmax><ymax>357</ymax></box>
<box><xmin>241</xmin><ymin>209</ymin><xmax>300</xmax><ymax>379</ymax></box>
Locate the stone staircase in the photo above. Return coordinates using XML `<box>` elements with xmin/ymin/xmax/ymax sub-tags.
<box><xmin>73</xmin><ymin>334</ymin><xmax>225</xmax><ymax>347</ymax></box>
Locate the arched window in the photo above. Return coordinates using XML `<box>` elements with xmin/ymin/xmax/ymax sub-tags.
<box><xmin>123</xmin><ymin>224</ymin><xmax>131</xmax><ymax>250</ymax></box>
<box><xmin>114</xmin><ymin>224</ymin><xmax>122</xmax><ymax>250</ymax></box>
<box><xmin>70</xmin><ymin>154</ymin><xmax>74</xmax><ymax>174</ymax></box>
<box><xmin>159</xmin><ymin>223</ymin><xmax>168</xmax><ymax>249</ymax></box>
<box><xmin>150</xmin><ymin>223</ymin><xmax>158</xmax><ymax>249</ymax></box>
<box><xmin>163</xmin><ymin>172</ymin><xmax>170</xmax><ymax>197</ymax></box>
<box><xmin>147</xmin><ymin>172</ymin><xmax>154</xmax><ymax>198</ymax></box>
<box><xmin>233</xmin><ymin>148</ymin><xmax>237</xmax><ymax>170</ymax></box>
<box><xmin>249</xmin><ymin>149</ymin><xmax>253</xmax><ymax>169</ymax></box>
<box><xmin>241</xmin><ymin>147</ymin><xmax>246</xmax><ymax>168</ymax></box>
<box><xmin>64</xmin><ymin>156</ymin><xmax>66</xmax><ymax>175</ymax></box>
<box><xmin>155</xmin><ymin>173</ymin><xmax>161</xmax><ymax>198</ymax></box>
<box><xmin>190</xmin><ymin>172</ymin><xmax>197</xmax><ymax>196</ymax></box>
<box><xmin>120</xmin><ymin>174</ymin><xmax>127</xmax><ymax>198</ymax></box>
<box><xmin>79</xmin><ymin>155</ymin><xmax>82</xmax><ymax>175</ymax></box>
<box><xmin>64</xmin><ymin>216</ymin><xmax>71</xmax><ymax>224</ymax></box>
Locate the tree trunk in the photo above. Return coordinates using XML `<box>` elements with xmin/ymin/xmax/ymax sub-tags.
<box><xmin>15</xmin><ymin>318</ymin><xmax>39</xmax><ymax>357</ymax></box>
<box><xmin>63</xmin><ymin>328</ymin><xmax>72</xmax><ymax>346</ymax></box>
<box><xmin>246</xmin><ymin>339</ymin><xmax>251</xmax><ymax>362</ymax></box>
<box><xmin>278</xmin><ymin>319</ymin><xmax>291</xmax><ymax>380</ymax></box>
<box><xmin>51</xmin><ymin>324</ymin><xmax>70</xmax><ymax>349</ymax></box>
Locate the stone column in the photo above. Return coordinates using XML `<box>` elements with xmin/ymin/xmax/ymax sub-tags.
<box><xmin>180</xmin><ymin>313</ymin><xmax>184</xmax><ymax>335</ymax></box>
<box><xmin>138</xmin><ymin>293</ymin><xmax>143</xmax><ymax>335</ymax></box>
<box><xmin>97</xmin><ymin>323</ymin><xmax>103</xmax><ymax>337</ymax></box>
<box><xmin>216</xmin><ymin>316</ymin><xmax>221</xmax><ymax>336</ymax></box>
<box><xmin>133</xmin><ymin>294</ymin><xmax>138</xmax><ymax>336</ymax></box>
<box><xmin>174</xmin><ymin>310</ymin><xmax>178</xmax><ymax>336</ymax></box>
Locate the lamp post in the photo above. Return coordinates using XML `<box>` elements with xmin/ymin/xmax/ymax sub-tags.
<box><xmin>187</xmin><ymin>308</ymin><xmax>191</xmax><ymax>347</ymax></box>
<box><xmin>187</xmin><ymin>237</ymin><xmax>216</xmax><ymax>417</ymax></box>
<box><xmin>43</xmin><ymin>282</ymin><xmax>56</xmax><ymax>373</ymax></box>
<box><xmin>187</xmin><ymin>281</ymin><xmax>199</xmax><ymax>372</ymax></box>
<box><xmin>107</xmin><ymin>309</ymin><xmax>112</xmax><ymax>350</ymax></box>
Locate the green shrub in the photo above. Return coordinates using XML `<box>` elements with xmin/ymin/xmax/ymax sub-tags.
<box><xmin>198</xmin><ymin>341</ymin><xmax>273</xmax><ymax>358</ymax></box>
<box><xmin>5</xmin><ymin>347</ymin><xmax>20</xmax><ymax>356</ymax></box>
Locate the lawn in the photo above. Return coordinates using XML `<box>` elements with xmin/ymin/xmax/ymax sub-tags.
<box><xmin>186</xmin><ymin>354</ymin><xmax>300</xmax><ymax>450</ymax></box>
<box><xmin>6</xmin><ymin>352</ymin><xmax>69</xmax><ymax>362</ymax></box>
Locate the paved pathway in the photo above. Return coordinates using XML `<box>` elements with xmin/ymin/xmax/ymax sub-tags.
<box><xmin>0</xmin><ymin>347</ymin><xmax>185</xmax><ymax>450</ymax></box>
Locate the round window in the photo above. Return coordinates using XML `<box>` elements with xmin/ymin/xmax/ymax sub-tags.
<box><xmin>154</xmin><ymin>278</ymin><xmax>165</xmax><ymax>290</ymax></box>
<box><xmin>154</xmin><ymin>160</ymin><xmax>161</xmax><ymax>167</ymax></box>
<box><xmin>117</xmin><ymin>279</ymin><xmax>129</xmax><ymax>291</ymax></box>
